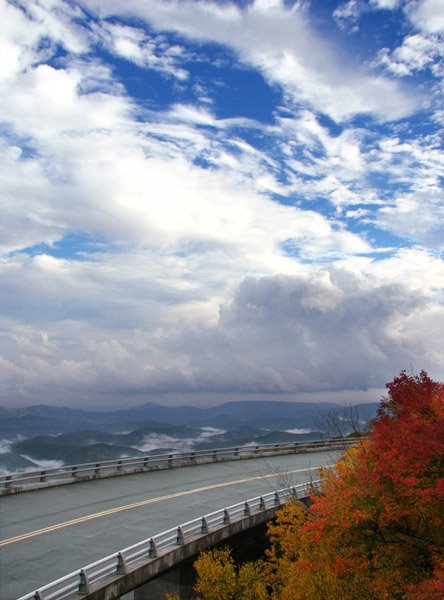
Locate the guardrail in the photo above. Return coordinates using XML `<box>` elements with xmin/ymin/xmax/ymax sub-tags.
<box><xmin>0</xmin><ymin>438</ymin><xmax>355</xmax><ymax>494</ymax></box>
<box><xmin>17</xmin><ymin>479</ymin><xmax>321</xmax><ymax>600</ymax></box>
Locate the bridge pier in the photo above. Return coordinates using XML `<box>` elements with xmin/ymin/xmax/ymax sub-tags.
<box><xmin>133</xmin><ymin>562</ymin><xmax>194</xmax><ymax>600</ymax></box>
<box><xmin>130</xmin><ymin>521</ymin><xmax>269</xmax><ymax>600</ymax></box>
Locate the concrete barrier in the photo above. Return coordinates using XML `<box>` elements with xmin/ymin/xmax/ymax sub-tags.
<box><xmin>1</xmin><ymin>439</ymin><xmax>356</xmax><ymax>495</ymax></box>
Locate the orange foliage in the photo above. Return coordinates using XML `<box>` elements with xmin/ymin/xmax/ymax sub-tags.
<box><xmin>190</xmin><ymin>371</ymin><xmax>443</xmax><ymax>600</ymax></box>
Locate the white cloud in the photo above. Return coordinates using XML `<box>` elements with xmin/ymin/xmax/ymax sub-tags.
<box><xmin>92</xmin><ymin>21</ymin><xmax>189</xmax><ymax>80</ymax></box>
<box><xmin>377</xmin><ymin>190</ymin><xmax>444</xmax><ymax>248</ymax></box>
<box><xmin>407</xmin><ymin>0</ymin><xmax>444</xmax><ymax>34</ymax></box>
<box><xmin>0</xmin><ymin>51</ymin><xmax>372</xmax><ymax>264</ymax></box>
<box><xmin>80</xmin><ymin>0</ymin><xmax>419</xmax><ymax>122</ymax></box>
<box><xmin>358</xmin><ymin>248</ymin><xmax>444</xmax><ymax>290</ymax></box>
<box><xmin>377</xmin><ymin>33</ymin><xmax>443</xmax><ymax>76</ymax></box>
<box><xmin>134</xmin><ymin>428</ymin><xmax>225</xmax><ymax>453</ymax></box>
<box><xmin>333</xmin><ymin>0</ymin><xmax>361</xmax><ymax>31</ymax></box>
<box><xmin>0</xmin><ymin>0</ymin><xmax>88</xmax><ymax>85</ymax></box>
<box><xmin>0</xmin><ymin>61</ymin><xmax>130</xmax><ymax>142</ymax></box>
<box><xmin>182</xmin><ymin>270</ymin><xmax>437</xmax><ymax>392</ymax></box>
<box><xmin>21</xmin><ymin>457</ymin><xmax>65</xmax><ymax>470</ymax></box>
<box><xmin>0</xmin><ymin>1</ymin><xmax>429</xmax><ymax>261</ymax></box>
<box><xmin>0</xmin><ymin>0</ymin><xmax>442</xmax><ymax>409</ymax></box>
<box><xmin>1</xmin><ymin>267</ymin><xmax>442</xmax><ymax>406</ymax></box>
<box><xmin>333</xmin><ymin>0</ymin><xmax>402</xmax><ymax>32</ymax></box>
<box><xmin>371</xmin><ymin>0</ymin><xmax>401</xmax><ymax>8</ymax></box>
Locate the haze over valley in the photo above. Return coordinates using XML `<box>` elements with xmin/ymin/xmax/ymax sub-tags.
<box><xmin>0</xmin><ymin>400</ymin><xmax>376</xmax><ymax>474</ymax></box>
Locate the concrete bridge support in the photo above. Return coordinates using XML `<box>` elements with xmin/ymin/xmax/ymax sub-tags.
<box><xmin>85</xmin><ymin>508</ymin><xmax>278</xmax><ymax>600</ymax></box>
<box><xmin>132</xmin><ymin>521</ymin><xmax>270</xmax><ymax>600</ymax></box>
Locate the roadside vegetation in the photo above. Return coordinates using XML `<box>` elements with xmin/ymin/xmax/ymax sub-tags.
<box><xmin>169</xmin><ymin>371</ymin><xmax>444</xmax><ymax>599</ymax></box>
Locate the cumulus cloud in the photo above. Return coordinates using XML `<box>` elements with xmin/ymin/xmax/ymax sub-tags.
<box><xmin>0</xmin><ymin>269</ymin><xmax>442</xmax><ymax>406</ymax></box>
<box><xmin>178</xmin><ymin>270</ymin><xmax>438</xmax><ymax>393</ymax></box>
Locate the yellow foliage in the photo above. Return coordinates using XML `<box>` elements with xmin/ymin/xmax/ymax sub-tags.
<box><xmin>264</xmin><ymin>499</ymin><xmax>384</xmax><ymax>600</ymax></box>
<box><xmin>193</xmin><ymin>547</ymin><xmax>237</xmax><ymax>600</ymax></box>
<box><xmin>178</xmin><ymin>372</ymin><xmax>444</xmax><ymax>599</ymax></box>
<box><xmin>193</xmin><ymin>547</ymin><xmax>268</xmax><ymax>600</ymax></box>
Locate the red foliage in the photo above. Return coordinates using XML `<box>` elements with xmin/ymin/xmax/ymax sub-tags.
<box><xmin>194</xmin><ymin>371</ymin><xmax>443</xmax><ymax>599</ymax></box>
<box><xmin>306</xmin><ymin>370</ymin><xmax>444</xmax><ymax>594</ymax></box>
<box><xmin>375</xmin><ymin>370</ymin><xmax>444</xmax><ymax>496</ymax></box>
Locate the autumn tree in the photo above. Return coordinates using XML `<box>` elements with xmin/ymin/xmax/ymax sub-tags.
<box><xmin>193</xmin><ymin>547</ymin><xmax>268</xmax><ymax>600</ymax></box>
<box><xmin>191</xmin><ymin>371</ymin><xmax>443</xmax><ymax>600</ymax></box>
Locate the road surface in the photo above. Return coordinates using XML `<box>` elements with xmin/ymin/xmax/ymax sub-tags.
<box><xmin>0</xmin><ymin>449</ymin><xmax>337</xmax><ymax>599</ymax></box>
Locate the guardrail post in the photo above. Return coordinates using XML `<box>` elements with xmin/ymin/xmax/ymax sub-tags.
<box><xmin>201</xmin><ymin>516</ymin><xmax>209</xmax><ymax>534</ymax></box>
<box><xmin>255</xmin><ymin>446</ymin><xmax>259</xmax><ymax>454</ymax></box>
<box><xmin>143</xmin><ymin>457</ymin><xmax>149</xmax><ymax>469</ymax></box>
<box><xmin>148</xmin><ymin>538</ymin><xmax>157</xmax><ymax>558</ymax></box>
<box><xmin>94</xmin><ymin>463</ymin><xmax>100</xmax><ymax>476</ymax></box>
<box><xmin>176</xmin><ymin>526</ymin><xmax>185</xmax><ymax>545</ymax></box>
<box><xmin>79</xmin><ymin>569</ymin><xmax>89</xmax><ymax>595</ymax></box>
<box><xmin>244</xmin><ymin>501</ymin><xmax>250</xmax><ymax>516</ymax></box>
<box><xmin>5</xmin><ymin>475</ymin><xmax>12</xmax><ymax>488</ymax></box>
<box><xmin>71</xmin><ymin>466</ymin><xmax>78</xmax><ymax>478</ymax></box>
<box><xmin>259</xmin><ymin>496</ymin><xmax>265</xmax><ymax>510</ymax></box>
<box><xmin>40</xmin><ymin>470</ymin><xmax>47</xmax><ymax>483</ymax></box>
<box><xmin>212</xmin><ymin>449</ymin><xmax>218</xmax><ymax>462</ymax></box>
<box><xmin>234</xmin><ymin>447</ymin><xmax>239</xmax><ymax>457</ymax></box>
<box><xmin>190</xmin><ymin>451</ymin><xmax>196</xmax><ymax>464</ymax></box>
<box><xmin>168</xmin><ymin>455</ymin><xmax>173</xmax><ymax>468</ymax></box>
<box><xmin>117</xmin><ymin>552</ymin><xmax>127</xmax><ymax>575</ymax></box>
<box><xmin>223</xmin><ymin>509</ymin><xmax>230</xmax><ymax>524</ymax></box>
<box><xmin>117</xmin><ymin>460</ymin><xmax>123</xmax><ymax>472</ymax></box>
<box><xmin>33</xmin><ymin>591</ymin><xmax>43</xmax><ymax>600</ymax></box>
<box><xmin>274</xmin><ymin>492</ymin><xmax>280</xmax><ymax>506</ymax></box>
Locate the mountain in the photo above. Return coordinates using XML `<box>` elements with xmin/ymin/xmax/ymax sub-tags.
<box><xmin>0</xmin><ymin>406</ymin><xmax>27</xmax><ymax>418</ymax></box>
<box><xmin>12</xmin><ymin>437</ymin><xmax>145</xmax><ymax>465</ymax></box>
<box><xmin>0</xmin><ymin>400</ymin><xmax>378</xmax><ymax>474</ymax></box>
<box><xmin>111</xmin><ymin>402</ymin><xmax>206</xmax><ymax>425</ymax></box>
<box><xmin>0</xmin><ymin>400</ymin><xmax>377</xmax><ymax>437</ymax></box>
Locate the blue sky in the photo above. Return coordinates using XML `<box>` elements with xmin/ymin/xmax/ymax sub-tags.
<box><xmin>0</xmin><ymin>0</ymin><xmax>443</xmax><ymax>408</ymax></box>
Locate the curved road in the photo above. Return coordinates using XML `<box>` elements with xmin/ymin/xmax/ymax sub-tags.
<box><xmin>0</xmin><ymin>450</ymin><xmax>336</xmax><ymax>599</ymax></box>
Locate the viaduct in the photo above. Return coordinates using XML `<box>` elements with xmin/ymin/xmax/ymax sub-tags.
<box><xmin>0</xmin><ymin>440</ymin><xmax>352</xmax><ymax>600</ymax></box>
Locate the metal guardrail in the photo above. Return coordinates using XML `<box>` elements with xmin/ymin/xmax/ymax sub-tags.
<box><xmin>16</xmin><ymin>479</ymin><xmax>322</xmax><ymax>600</ymax></box>
<box><xmin>0</xmin><ymin>439</ymin><xmax>354</xmax><ymax>494</ymax></box>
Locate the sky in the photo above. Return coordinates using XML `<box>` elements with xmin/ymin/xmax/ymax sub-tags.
<box><xmin>0</xmin><ymin>0</ymin><xmax>443</xmax><ymax>409</ymax></box>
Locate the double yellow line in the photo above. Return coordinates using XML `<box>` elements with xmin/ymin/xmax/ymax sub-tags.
<box><xmin>0</xmin><ymin>466</ymin><xmax>320</xmax><ymax>548</ymax></box>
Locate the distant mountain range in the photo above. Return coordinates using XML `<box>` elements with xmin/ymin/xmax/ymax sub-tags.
<box><xmin>0</xmin><ymin>400</ymin><xmax>378</xmax><ymax>474</ymax></box>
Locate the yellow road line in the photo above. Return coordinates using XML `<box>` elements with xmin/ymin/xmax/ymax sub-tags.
<box><xmin>0</xmin><ymin>465</ymin><xmax>323</xmax><ymax>547</ymax></box>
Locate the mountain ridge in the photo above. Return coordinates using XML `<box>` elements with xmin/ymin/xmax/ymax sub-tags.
<box><xmin>0</xmin><ymin>400</ymin><xmax>378</xmax><ymax>474</ymax></box>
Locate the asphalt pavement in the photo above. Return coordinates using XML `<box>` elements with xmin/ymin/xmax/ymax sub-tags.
<box><xmin>0</xmin><ymin>449</ymin><xmax>337</xmax><ymax>599</ymax></box>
